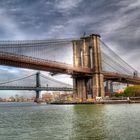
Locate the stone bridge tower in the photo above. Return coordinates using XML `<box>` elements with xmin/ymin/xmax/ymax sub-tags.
<box><xmin>73</xmin><ymin>34</ymin><xmax>105</xmax><ymax>100</ymax></box>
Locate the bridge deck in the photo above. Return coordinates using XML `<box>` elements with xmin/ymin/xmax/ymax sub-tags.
<box><xmin>1</xmin><ymin>52</ymin><xmax>140</xmax><ymax>85</ymax></box>
<box><xmin>104</xmin><ymin>72</ymin><xmax>140</xmax><ymax>84</ymax></box>
<box><xmin>0</xmin><ymin>52</ymin><xmax>93</xmax><ymax>75</ymax></box>
<box><xmin>0</xmin><ymin>86</ymin><xmax>73</xmax><ymax>91</ymax></box>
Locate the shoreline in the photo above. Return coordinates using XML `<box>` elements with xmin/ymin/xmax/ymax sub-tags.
<box><xmin>50</xmin><ymin>100</ymin><xmax>140</xmax><ymax>105</ymax></box>
<box><xmin>1</xmin><ymin>100</ymin><xmax>140</xmax><ymax>104</ymax></box>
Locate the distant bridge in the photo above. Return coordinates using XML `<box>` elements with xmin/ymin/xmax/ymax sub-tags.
<box><xmin>0</xmin><ymin>72</ymin><xmax>72</xmax><ymax>102</ymax></box>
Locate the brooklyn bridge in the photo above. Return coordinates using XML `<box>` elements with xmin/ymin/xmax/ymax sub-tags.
<box><xmin>0</xmin><ymin>34</ymin><xmax>140</xmax><ymax>102</ymax></box>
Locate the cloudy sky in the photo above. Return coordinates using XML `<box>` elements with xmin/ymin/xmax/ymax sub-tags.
<box><xmin>0</xmin><ymin>0</ymin><xmax>140</xmax><ymax>97</ymax></box>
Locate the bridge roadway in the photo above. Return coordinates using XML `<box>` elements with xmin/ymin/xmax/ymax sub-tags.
<box><xmin>0</xmin><ymin>86</ymin><xmax>73</xmax><ymax>91</ymax></box>
<box><xmin>1</xmin><ymin>52</ymin><xmax>140</xmax><ymax>85</ymax></box>
<box><xmin>104</xmin><ymin>72</ymin><xmax>140</xmax><ymax>85</ymax></box>
<box><xmin>0</xmin><ymin>52</ymin><xmax>92</xmax><ymax>75</ymax></box>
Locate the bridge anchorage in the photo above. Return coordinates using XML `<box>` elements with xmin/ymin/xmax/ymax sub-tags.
<box><xmin>0</xmin><ymin>33</ymin><xmax>140</xmax><ymax>102</ymax></box>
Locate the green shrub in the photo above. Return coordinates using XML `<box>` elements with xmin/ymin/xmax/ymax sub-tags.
<box><xmin>114</xmin><ymin>92</ymin><xmax>125</xmax><ymax>97</ymax></box>
<box><xmin>124</xmin><ymin>86</ymin><xmax>140</xmax><ymax>97</ymax></box>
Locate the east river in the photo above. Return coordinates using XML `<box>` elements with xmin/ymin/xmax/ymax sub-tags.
<box><xmin>0</xmin><ymin>103</ymin><xmax>140</xmax><ymax>140</ymax></box>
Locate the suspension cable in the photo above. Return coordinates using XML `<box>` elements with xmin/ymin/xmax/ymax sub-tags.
<box><xmin>0</xmin><ymin>73</ymin><xmax>36</xmax><ymax>85</ymax></box>
<box><xmin>40</xmin><ymin>74</ymin><xmax>72</xmax><ymax>87</ymax></box>
<box><xmin>101</xmin><ymin>40</ymin><xmax>139</xmax><ymax>73</ymax></box>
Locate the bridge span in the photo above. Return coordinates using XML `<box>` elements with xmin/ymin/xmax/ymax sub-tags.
<box><xmin>104</xmin><ymin>72</ymin><xmax>140</xmax><ymax>85</ymax></box>
<box><xmin>0</xmin><ymin>34</ymin><xmax>140</xmax><ymax>101</ymax></box>
<box><xmin>0</xmin><ymin>52</ymin><xmax>92</xmax><ymax>75</ymax></box>
<box><xmin>0</xmin><ymin>72</ymin><xmax>72</xmax><ymax>102</ymax></box>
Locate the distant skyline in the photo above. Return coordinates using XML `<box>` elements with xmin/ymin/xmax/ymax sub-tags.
<box><xmin>0</xmin><ymin>0</ymin><xmax>140</xmax><ymax>97</ymax></box>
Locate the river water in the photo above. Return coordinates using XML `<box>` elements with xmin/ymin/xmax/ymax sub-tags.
<box><xmin>0</xmin><ymin>103</ymin><xmax>140</xmax><ymax>140</ymax></box>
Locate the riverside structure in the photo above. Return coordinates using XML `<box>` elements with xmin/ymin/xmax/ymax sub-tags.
<box><xmin>0</xmin><ymin>34</ymin><xmax>140</xmax><ymax>102</ymax></box>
